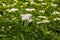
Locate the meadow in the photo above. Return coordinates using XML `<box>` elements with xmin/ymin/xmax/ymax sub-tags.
<box><xmin>0</xmin><ymin>0</ymin><xmax>60</xmax><ymax>40</ymax></box>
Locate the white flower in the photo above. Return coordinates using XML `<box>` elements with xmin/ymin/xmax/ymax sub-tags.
<box><xmin>29</xmin><ymin>0</ymin><xmax>35</xmax><ymax>4</ymax></box>
<box><xmin>30</xmin><ymin>1</ymin><xmax>35</xmax><ymax>4</ymax></box>
<box><xmin>51</xmin><ymin>4</ymin><xmax>57</xmax><ymax>7</ymax></box>
<box><xmin>39</xmin><ymin>0</ymin><xmax>43</xmax><ymax>1</ymax></box>
<box><xmin>42</xmin><ymin>20</ymin><xmax>50</xmax><ymax>23</ymax></box>
<box><xmin>52</xmin><ymin>11</ymin><xmax>60</xmax><ymax>15</ymax></box>
<box><xmin>39</xmin><ymin>10</ymin><xmax>45</xmax><ymax>13</ymax></box>
<box><xmin>38</xmin><ymin>16</ymin><xmax>46</xmax><ymax>18</ymax></box>
<box><xmin>9</xmin><ymin>8</ymin><xmax>19</xmax><ymax>12</ymax></box>
<box><xmin>54</xmin><ymin>18</ymin><xmax>60</xmax><ymax>21</ymax></box>
<box><xmin>26</xmin><ymin>8</ymin><xmax>35</xmax><ymax>11</ymax></box>
<box><xmin>36</xmin><ymin>22</ymin><xmax>43</xmax><ymax>24</ymax></box>
<box><xmin>41</xmin><ymin>3</ymin><xmax>47</xmax><ymax>5</ymax></box>
<box><xmin>37</xmin><ymin>20</ymin><xmax>50</xmax><ymax>24</ymax></box>
<box><xmin>21</xmin><ymin>14</ymin><xmax>33</xmax><ymax>22</ymax></box>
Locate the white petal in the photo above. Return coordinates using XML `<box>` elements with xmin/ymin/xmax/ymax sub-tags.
<box><xmin>51</xmin><ymin>4</ymin><xmax>57</xmax><ymax>7</ymax></box>
<box><xmin>54</xmin><ymin>18</ymin><xmax>60</xmax><ymax>21</ymax></box>
<box><xmin>9</xmin><ymin>8</ymin><xmax>19</xmax><ymax>12</ymax></box>
<box><xmin>26</xmin><ymin>8</ymin><xmax>35</xmax><ymax>11</ymax></box>
<box><xmin>42</xmin><ymin>20</ymin><xmax>50</xmax><ymax>23</ymax></box>
<box><xmin>21</xmin><ymin>14</ymin><xmax>33</xmax><ymax>22</ymax></box>
<box><xmin>41</xmin><ymin>3</ymin><xmax>47</xmax><ymax>5</ymax></box>
<box><xmin>39</xmin><ymin>0</ymin><xmax>43</xmax><ymax>1</ymax></box>
<box><xmin>39</xmin><ymin>10</ymin><xmax>45</xmax><ymax>13</ymax></box>
<box><xmin>52</xmin><ymin>11</ymin><xmax>60</xmax><ymax>15</ymax></box>
<box><xmin>38</xmin><ymin>16</ymin><xmax>47</xmax><ymax>19</ymax></box>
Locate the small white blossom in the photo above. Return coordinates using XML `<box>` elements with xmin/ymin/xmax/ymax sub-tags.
<box><xmin>38</xmin><ymin>16</ymin><xmax>46</xmax><ymax>18</ymax></box>
<box><xmin>39</xmin><ymin>0</ymin><xmax>43</xmax><ymax>1</ymax></box>
<box><xmin>51</xmin><ymin>4</ymin><xmax>57</xmax><ymax>7</ymax></box>
<box><xmin>26</xmin><ymin>8</ymin><xmax>35</xmax><ymax>11</ymax></box>
<box><xmin>36</xmin><ymin>22</ymin><xmax>43</xmax><ymax>24</ymax></box>
<box><xmin>29</xmin><ymin>0</ymin><xmax>35</xmax><ymax>4</ymax></box>
<box><xmin>28</xmin><ymin>19</ymin><xmax>33</xmax><ymax>22</ymax></box>
<box><xmin>54</xmin><ymin>18</ymin><xmax>60</xmax><ymax>21</ymax></box>
<box><xmin>9</xmin><ymin>8</ymin><xmax>19</xmax><ymax>12</ymax></box>
<box><xmin>30</xmin><ymin>1</ymin><xmax>35</xmax><ymax>4</ymax></box>
<box><xmin>37</xmin><ymin>20</ymin><xmax>50</xmax><ymax>24</ymax></box>
<box><xmin>21</xmin><ymin>14</ymin><xmax>33</xmax><ymax>22</ymax></box>
<box><xmin>52</xmin><ymin>11</ymin><xmax>60</xmax><ymax>15</ymax></box>
<box><xmin>41</xmin><ymin>3</ymin><xmax>47</xmax><ymax>5</ymax></box>
<box><xmin>39</xmin><ymin>10</ymin><xmax>45</xmax><ymax>13</ymax></box>
<box><xmin>42</xmin><ymin>20</ymin><xmax>50</xmax><ymax>23</ymax></box>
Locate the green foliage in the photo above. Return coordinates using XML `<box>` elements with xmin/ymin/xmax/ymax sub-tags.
<box><xmin>0</xmin><ymin>0</ymin><xmax>60</xmax><ymax>40</ymax></box>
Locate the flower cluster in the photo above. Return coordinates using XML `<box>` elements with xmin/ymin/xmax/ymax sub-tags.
<box><xmin>21</xmin><ymin>14</ymin><xmax>33</xmax><ymax>22</ymax></box>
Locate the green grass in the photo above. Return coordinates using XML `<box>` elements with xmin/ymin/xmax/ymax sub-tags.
<box><xmin>0</xmin><ymin>0</ymin><xmax>60</xmax><ymax>40</ymax></box>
